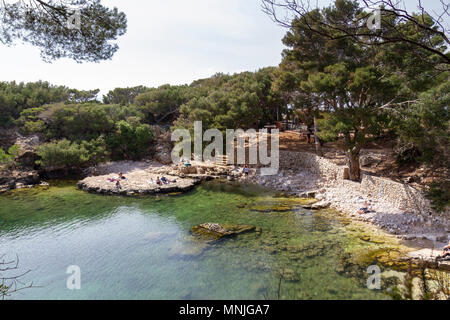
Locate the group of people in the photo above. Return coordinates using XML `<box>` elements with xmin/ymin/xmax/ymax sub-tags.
<box><xmin>179</xmin><ymin>158</ymin><xmax>191</xmax><ymax>167</ymax></box>
<box><xmin>107</xmin><ymin>171</ymin><xmax>178</xmax><ymax>189</ymax></box>
<box><xmin>148</xmin><ymin>176</ymin><xmax>176</xmax><ymax>186</ymax></box>
<box><xmin>107</xmin><ymin>172</ymin><xmax>127</xmax><ymax>189</ymax></box>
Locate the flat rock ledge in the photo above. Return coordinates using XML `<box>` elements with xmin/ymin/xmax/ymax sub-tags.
<box><xmin>77</xmin><ymin>174</ymin><xmax>201</xmax><ymax>196</ymax></box>
<box><xmin>77</xmin><ymin>160</ymin><xmax>236</xmax><ymax>196</ymax></box>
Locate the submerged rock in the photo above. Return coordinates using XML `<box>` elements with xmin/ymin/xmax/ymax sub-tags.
<box><xmin>168</xmin><ymin>241</ymin><xmax>210</xmax><ymax>259</ymax></box>
<box><xmin>311</xmin><ymin>201</ymin><xmax>331</xmax><ymax>210</ymax></box>
<box><xmin>250</xmin><ymin>205</ymin><xmax>293</xmax><ymax>213</ymax></box>
<box><xmin>278</xmin><ymin>268</ymin><xmax>300</xmax><ymax>282</ymax></box>
<box><xmin>144</xmin><ymin>231</ymin><xmax>177</xmax><ymax>242</ymax></box>
<box><xmin>190</xmin><ymin>223</ymin><xmax>258</xmax><ymax>240</ymax></box>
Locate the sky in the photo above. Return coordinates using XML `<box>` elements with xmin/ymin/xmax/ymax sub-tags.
<box><xmin>0</xmin><ymin>0</ymin><xmax>447</xmax><ymax>97</ymax></box>
<box><xmin>0</xmin><ymin>0</ymin><xmax>287</xmax><ymax>95</ymax></box>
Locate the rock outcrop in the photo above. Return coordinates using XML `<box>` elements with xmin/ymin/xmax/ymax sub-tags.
<box><xmin>0</xmin><ymin>170</ymin><xmax>40</xmax><ymax>193</ymax></box>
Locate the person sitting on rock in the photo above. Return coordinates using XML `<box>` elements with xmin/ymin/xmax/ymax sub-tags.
<box><xmin>118</xmin><ymin>172</ymin><xmax>127</xmax><ymax>180</ymax></box>
<box><xmin>156</xmin><ymin>177</ymin><xmax>162</xmax><ymax>185</ymax></box>
<box><xmin>358</xmin><ymin>201</ymin><xmax>370</xmax><ymax>214</ymax></box>
<box><xmin>184</xmin><ymin>159</ymin><xmax>191</xmax><ymax>167</ymax></box>
<box><xmin>438</xmin><ymin>243</ymin><xmax>450</xmax><ymax>260</ymax></box>
<box><xmin>161</xmin><ymin>177</ymin><xmax>169</xmax><ymax>184</ymax></box>
<box><xmin>116</xmin><ymin>180</ymin><xmax>122</xmax><ymax>189</ymax></box>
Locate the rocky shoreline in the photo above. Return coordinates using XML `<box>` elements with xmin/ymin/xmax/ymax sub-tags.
<box><xmin>0</xmin><ymin>170</ymin><xmax>42</xmax><ymax>193</ymax></box>
<box><xmin>246</xmin><ymin>167</ymin><xmax>449</xmax><ymax>241</ymax></box>
<box><xmin>242</xmin><ymin>154</ymin><xmax>449</xmax><ymax>270</ymax></box>
<box><xmin>2</xmin><ymin>151</ymin><xmax>448</xmax><ymax>270</ymax></box>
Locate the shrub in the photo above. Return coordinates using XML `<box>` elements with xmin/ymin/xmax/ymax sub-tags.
<box><xmin>106</xmin><ymin>120</ymin><xmax>154</xmax><ymax>160</ymax></box>
<box><xmin>35</xmin><ymin>140</ymin><xmax>90</xmax><ymax>168</ymax></box>
<box><xmin>425</xmin><ymin>181</ymin><xmax>450</xmax><ymax>212</ymax></box>
<box><xmin>80</xmin><ymin>136</ymin><xmax>109</xmax><ymax>165</ymax></box>
<box><xmin>0</xmin><ymin>144</ymin><xmax>20</xmax><ymax>168</ymax></box>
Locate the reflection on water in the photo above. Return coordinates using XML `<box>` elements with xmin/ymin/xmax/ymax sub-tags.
<box><xmin>0</xmin><ymin>180</ymin><xmax>389</xmax><ymax>299</ymax></box>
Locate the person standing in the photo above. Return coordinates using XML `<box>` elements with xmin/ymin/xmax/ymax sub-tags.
<box><xmin>243</xmin><ymin>165</ymin><xmax>249</xmax><ymax>177</ymax></box>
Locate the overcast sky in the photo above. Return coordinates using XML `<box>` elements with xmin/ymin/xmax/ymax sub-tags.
<box><xmin>0</xmin><ymin>0</ymin><xmax>447</xmax><ymax>96</ymax></box>
<box><xmin>0</xmin><ymin>0</ymin><xmax>287</xmax><ymax>95</ymax></box>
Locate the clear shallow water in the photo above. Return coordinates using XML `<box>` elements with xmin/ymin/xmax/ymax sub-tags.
<box><xmin>0</xmin><ymin>180</ymin><xmax>389</xmax><ymax>300</ymax></box>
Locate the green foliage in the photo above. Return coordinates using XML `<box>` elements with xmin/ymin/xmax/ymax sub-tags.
<box><xmin>35</xmin><ymin>140</ymin><xmax>90</xmax><ymax>168</ymax></box>
<box><xmin>276</xmin><ymin>0</ymin><xmax>444</xmax><ymax>180</ymax></box>
<box><xmin>17</xmin><ymin>107</ymin><xmax>47</xmax><ymax>134</ymax></box>
<box><xmin>0</xmin><ymin>144</ymin><xmax>19</xmax><ymax>167</ymax></box>
<box><xmin>392</xmin><ymin>80</ymin><xmax>450</xmax><ymax>165</ymax></box>
<box><xmin>173</xmin><ymin>68</ymin><xmax>286</xmax><ymax>131</ymax></box>
<box><xmin>40</xmin><ymin>103</ymin><xmax>143</xmax><ymax>141</ymax></box>
<box><xmin>0</xmin><ymin>283</ymin><xmax>9</xmax><ymax>298</ymax></box>
<box><xmin>0</xmin><ymin>0</ymin><xmax>127</xmax><ymax>62</ymax></box>
<box><xmin>0</xmin><ymin>81</ymin><xmax>69</xmax><ymax>126</ymax></box>
<box><xmin>67</xmin><ymin>89</ymin><xmax>100</xmax><ymax>104</ymax></box>
<box><xmin>106</xmin><ymin>121</ymin><xmax>154</xmax><ymax>160</ymax></box>
<box><xmin>7</xmin><ymin>144</ymin><xmax>19</xmax><ymax>158</ymax></box>
<box><xmin>135</xmin><ymin>84</ymin><xmax>192</xmax><ymax>124</ymax></box>
<box><xmin>80</xmin><ymin>136</ymin><xmax>110</xmax><ymax>165</ymax></box>
<box><xmin>47</xmin><ymin>103</ymin><xmax>116</xmax><ymax>141</ymax></box>
<box><xmin>103</xmin><ymin>86</ymin><xmax>148</xmax><ymax>105</ymax></box>
<box><xmin>425</xmin><ymin>181</ymin><xmax>450</xmax><ymax>213</ymax></box>
<box><xmin>0</xmin><ymin>148</ymin><xmax>12</xmax><ymax>165</ymax></box>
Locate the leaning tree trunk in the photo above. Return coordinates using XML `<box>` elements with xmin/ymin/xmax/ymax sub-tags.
<box><xmin>313</xmin><ymin>115</ymin><xmax>323</xmax><ymax>157</ymax></box>
<box><xmin>346</xmin><ymin>151</ymin><xmax>361</xmax><ymax>181</ymax></box>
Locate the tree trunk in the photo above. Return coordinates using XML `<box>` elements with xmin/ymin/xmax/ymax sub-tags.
<box><xmin>313</xmin><ymin>115</ymin><xmax>323</xmax><ymax>157</ymax></box>
<box><xmin>346</xmin><ymin>151</ymin><xmax>360</xmax><ymax>181</ymax></box>
<box><xmin>285</xmin><ymin>108</ymin><xmax>289</xmax><ymax>130</ymax></box>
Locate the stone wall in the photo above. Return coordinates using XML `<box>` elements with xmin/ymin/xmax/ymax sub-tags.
<box><xmin>279</xmin><ymin>150</ymin><xmax>345</xmax><ymax>180</ymax></box>
<box><xmin>279</xmin><ymin>150</ymin><xmax>434</xmax><ymax>215</ymax></box>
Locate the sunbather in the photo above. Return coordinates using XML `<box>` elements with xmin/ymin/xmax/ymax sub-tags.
<box><xmin>438</xmin><ymin>243</ymin><xmax>450</xmax><ymax>260</ymax></box>
<box><xmin>358</xmin><ymin>201</ymin><xmax>373</xmax><ymax>214</ymax></box>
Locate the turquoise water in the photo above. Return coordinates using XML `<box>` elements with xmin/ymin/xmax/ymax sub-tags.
<box><xmin>0</xmin><ymin>180</ymin><xmax>389</xmax><ymax>300</ymax></box>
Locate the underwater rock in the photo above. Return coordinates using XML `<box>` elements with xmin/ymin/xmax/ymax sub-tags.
<box><xmin>359</xmin><ymin>235</ymin><xmax>385</xmax><ymax>244</ymax></box>
<box><xmin>144</xmin><ymin>231</ymin><xmax>177</xmax><ymax>242</ymax></box>
<box><xmin>335</xmin><ymin>252</ymin><xmax>364</xmax><ymax>276</ymax></box>
<box><xmin>278</xmin><ymin>268</ymin><xmax>300</xmax><ymax>282</ymax></box>
<box><xmin>168</xmin><ymin>241</ymin><xmax>209</xmax><ymax>259</ymax></box>
<box><xmin>263</xmin><ymin>246</ymin><xmax>277</xmax><ymax>254</ymax></box>
<box><xmin>250</xmin><ymin>205</ymin><xmax>293</xmax><ymax>213</ymax></box>
<box><xmin>190</xmin><ymin>223</ymin><xmax>257</xmax><ymax>240</ymax></box>
<box><xmin>311</xmin><ymin>201</ymin><xmax>331</xmax><ymax>210</ymax></box>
